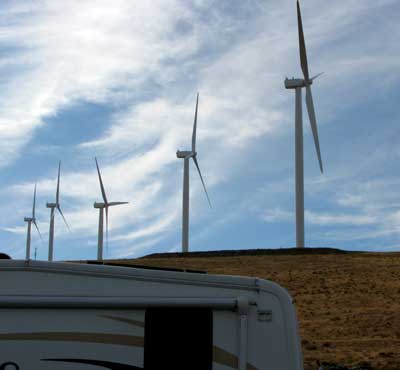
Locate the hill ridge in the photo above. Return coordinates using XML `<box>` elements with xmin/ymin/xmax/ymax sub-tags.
<box><xmin>142</xmin><ymin>247</ymin><xmax>355</xmax><ymax>259</ymax></box>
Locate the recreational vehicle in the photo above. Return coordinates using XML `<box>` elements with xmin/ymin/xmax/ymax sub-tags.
<box><xmin>0</xmin><ymin>259</ymin><xmax>303</xmax><ymax>370</ymax></box>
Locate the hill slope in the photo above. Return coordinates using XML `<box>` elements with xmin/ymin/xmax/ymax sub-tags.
<box><xmin>107</xmin><ymin>249</ymin><xmax>400</xmax><ymax>370</ymax></box>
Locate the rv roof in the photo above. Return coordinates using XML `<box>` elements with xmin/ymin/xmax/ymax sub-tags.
<box><xmin>0</xmin><ymin>259</ymin><xmax>292</xmax><ymax>301</ymax></box>
<box><xmin>85</xmin><ymin>260</ymin><xmax>206</xmax><ymax>274</ymax></box>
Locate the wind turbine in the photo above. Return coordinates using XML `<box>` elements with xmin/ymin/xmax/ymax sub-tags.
<box><xmin>94</xmin><ymin>157</ymin><xmax>128</xmax><ymax>261</ymax></box>
<box><xmin>46</xmin><ymin>161</ymin><xmax>70</xmax><ymax>261</ymax></box>
<box><xmin>176</xmin><ymin>93</ymin><xmax>211</xmax><ymax>253</ymax></box>
<box><xmin>24</xmin><ymin>183</ymin><xmax>42</xmax><ymax>260</ymax></box>
<box><xmin>285</xmin><ymin>0</ymin><xmax>324</xmax><ymax>249</ymax></box>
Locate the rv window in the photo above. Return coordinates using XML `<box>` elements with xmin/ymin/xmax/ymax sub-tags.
<box><xmin>144</xmin><ymin>307</ymin><xmax>213</xmax><ymax>370</ymax></box>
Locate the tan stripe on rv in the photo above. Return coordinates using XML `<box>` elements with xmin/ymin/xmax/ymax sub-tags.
<box><xmin>0</xmin><ymin>332</ymin><xmax>144</xmax><ymax>347</ymax></box>
<box><xmin>98</xmin><ymin>314</ymin><xmax>145</xmax><ymax>328</ymax></box>
<box><xmin>213</xmin><ymin>346</ymin><xmax>259</xmax><ymax>370</ymax></box>
<box><xmin>0</xmin><ymin>332</ymin><xmax>258</xmax><ymax>370</ymax></box>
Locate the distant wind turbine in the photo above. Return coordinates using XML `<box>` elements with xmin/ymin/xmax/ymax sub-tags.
<box><xmin>94</xmin><ymin>158</ymin><xmax>128</xmax><ymax>261</ymax></box>
<box><xmin>46</xmin><ymin>161</ymin><xmax>70</xmax><ymax>261</ymax></box>
<box><xmin>24</xmin><ymin>183</ymin><xmax>42</xmax><ymax>260</ymax></box>
<box><xmin>285</xmin><ymin>0</ymin><xmax>324</xmax><ymax>248</ymax></box>
<box><xmin>176</xmin><ymin>93</ymin><xmax>211</xmax><ymax>253</ymax></box>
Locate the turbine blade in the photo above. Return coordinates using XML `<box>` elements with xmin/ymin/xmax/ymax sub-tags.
<box><xmin>57</xmin><ymin>205</ymin><xmax>71</xmax><ymax>232</ymax></box>
<box><xmin>305</xmin><ymin>85</ymin><xmax>323</xmax><ymax>173</ymax></box>
<box><xmin>33</xmin><ymin>220</ymin><xmax>42</xmax><ymax>240</ymax></box>
<box><xmin>56</xmin><ymin>161</ymin><xmax>61</xmax><ymax>205</ymax></box>
<box><xmin>193</xmin><ymin>156</ymin><xmax>212</xmax><ymax>208</ymax></box>
<box><xmin>105</xmin><ymin>206</ymin><xmax>109</xmax><ymax>254</ymax></box>
<box><xmin>297</xmin><ymin>0</ymin><xmax>309</xmax><ymax>81</ymax></box>
<box><xmin>108</xmin><ymin>201</ymin><xmax>129</xmax><ymax>206</ymax></box>
<box><xmin>311</xmin><ymin>72</ymin><xmax>324</xmax><ymax>81</ymax></box>
<box><xmin>32</xmin><ymin>183</ymin><xmax>37</xmax><ymax>219</ymax></box>
<box><xmin>191</xmin><ymin>93</ymin><xmax>199</xmax><ymax>152</ymax></box>
<box><xmin>95</xmin><ymin>157</ymin><xmax>108</xmax><ymax>204</ymax></box>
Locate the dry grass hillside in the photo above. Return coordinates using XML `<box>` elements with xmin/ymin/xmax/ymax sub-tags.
<box><xmin>107</xmin><ymin>248</ymin><xmax>400</xmax><ymax>370</ymax></box>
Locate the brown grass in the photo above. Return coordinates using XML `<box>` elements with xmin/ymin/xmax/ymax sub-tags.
<box><xmin>109</xmin><ymin>250</ymin><xmax>400</xmax><ymax>370</ymax></box>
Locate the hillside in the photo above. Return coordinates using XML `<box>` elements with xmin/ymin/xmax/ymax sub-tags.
<box><xmin>105</xmin><ymin>248</ymin><xmax>400</xmax><ymax>370</ymax></box>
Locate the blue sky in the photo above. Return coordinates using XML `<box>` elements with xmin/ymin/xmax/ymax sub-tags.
<box><xmin>0</xmin><ymin>0</ymin><xmax>399</xmax><ymax>260</ymax></box>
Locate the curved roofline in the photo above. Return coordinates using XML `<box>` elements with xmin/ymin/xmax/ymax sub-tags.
<box><xmin>0</xmin><ymin>259</ymin><xmax>292</xmax><ymax>301</ymax></box>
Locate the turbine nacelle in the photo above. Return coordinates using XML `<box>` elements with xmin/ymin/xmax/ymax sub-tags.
<box><xmin>284</xmin><ymin>77</ymin><xmax>311</xmax><ymax>89</ymax></box>
<box><xmin>176</xmin><ymin>150</ymin><xmax>196</xmax><ymax>159</ymax></box>
<box><xmin>285</xmin><ymin>73</ymin><xmax>323</xmax><ymax>90</ymax></box>
<box><xmin>24</xmin><ymin>217</ymin><xmax>33</xmax><ymax>222</ymax></box>
<box><xmin>46</xmin><ymin>202</ymin><xmax>57</xmax><ymax>208</ymax></box>
<box><xmin>94</xmin><ymin>202</ymin><xmax>106</xmax><ymax>209</ymax></box>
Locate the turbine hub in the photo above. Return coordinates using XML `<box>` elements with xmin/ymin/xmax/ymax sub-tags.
<box><xmin>94</xmin><ymin>202</ymin><xmax>106</xmax><ymax>209</ymax></box>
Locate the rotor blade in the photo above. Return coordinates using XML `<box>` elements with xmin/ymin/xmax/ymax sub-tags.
<box><xmin>305</xmin><ymin>85</ymin><xmax>323</xmax><ymax>173</ymax></box>
<box><xmin>56</xmin><ymin>161</ymin><xmax>61</xmax><ymax>205</ymax></box>
<box><xmin>297</xmin><ymin>0</ymin><xmax>309</xmax><ymax>81</ymax></box>
<box><xmin>311</xmin><ymin>72</ymin><xmax>324</xmax><ymax>81</ymax></box>
<box><xmin>33</xmin><ymin>220</ymin><xmax>43</xmax><ymax>240</ymax></box>
<box><xmin>192</xmin><ymin>156</ymin><xmax>212</xmax><ymax>208</ymax></box>
<box><xmin>57</xmin><ymin>205</ymin><xmax>71</xmax><ymax>232</ymax></box>
<box><xmin>32</xmin><ymin>183</ymin><xmax>37</xmax><ymax>219</ymax></box>
<box><xmin>108</xmin><ymin>201</ymin><xmax>129</xmax><ymax>207</ymax></box>
<box><xmin>95</xmin><ymin>157</ymin><xmax>108</xmax><ymax>204</ymax></box>
<box><xmin>191</xmin><ymin>93</ymin><xmax>199</xmax><ymax>152</ymax></box>
<box><xmin>105</xmin><ymin>206</ymin><xmax>109</xmax><ymax>254</ymax></box>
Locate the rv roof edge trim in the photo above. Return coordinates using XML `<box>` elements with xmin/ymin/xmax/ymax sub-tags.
<box><xmin>0</xmin><ymin>296</ymin><xmax>253</xmax><ymax>309</ymax></box>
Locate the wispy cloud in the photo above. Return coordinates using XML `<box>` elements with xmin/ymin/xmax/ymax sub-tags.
<box><xmin>305</xmin><ymin>211</ymin><xmax>376</xmax><ymax>226</ymax></box>
<box><xmin>262</xmin><ymin>208</ymin><xmax>376</xmax><ymax>226</ymax></box>
<box><xmin>262</xmin><ymin>207</ymin><xmax>292</xmax><ymax>223</ymax></box>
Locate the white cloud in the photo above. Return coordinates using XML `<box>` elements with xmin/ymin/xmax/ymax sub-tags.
<box><xmin>262</xmin><ymin>208</ymin><xmax>292</xmax><ymax>223</ymax></box>
<box><xmin>262</xmin><ymin>208</ymin><xmax>376</xmax><ymax>226</ymax></box>
<box><xmin>337</xmin><ymin>193</ymin><xmax>364</xmax><ymax>207</ymax></box>
<box><xmin>0</xmin><ymin>0</ymin><xmax>199</xmax><ymax>167</ymax></box>
<box><xmin>305</xmin><ymin>210</ymin><xmax>376</xmax><ymax>226</ymax></box>
<box><xmin>112</xmin><ymin>212</ymin><xmax>178</xmax><ymax>242</ymax></box>
<box><xmin>113</xmin><ymin>235</ymin><xmax>166</xmax><ymax>259</ymax></box>
<box><xmin>1</xmin><ymin>226</ymin><xmax>26</xmax><ymax>234</ymax></box>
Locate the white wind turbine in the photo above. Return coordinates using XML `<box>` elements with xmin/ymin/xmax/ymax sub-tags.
<box><xmin>46</xmin><ymin>161</ymin><xmax>70</xmax><ymax>261</ymax></box>
<box><xmin>176</xmin><ymin>93</ymin><xmax>211</xmax><ymax>253</ymax></box>
<box><xmin>24</xmin><ymin>183</ymin><xmax>42</xmax><ymax>260</ymax></box>
<box><xmin>285</xmin><ymin>0</ymin><xmax>324</xmax><ymax>249</ymax></box>
<box><xmin>94</xmin><ymin>157</ymin><xmax>128</xmax><ymax>261</ymax></box>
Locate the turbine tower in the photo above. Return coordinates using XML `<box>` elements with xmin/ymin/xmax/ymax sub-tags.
<box><xmin>176</xmin><ymin>93</ymin><xmax>211</xmax><ymax>253</ymax></box>
<box><xmin>46</xmin><ymin>161</ymin><xmax>70</xmax><ymax>261</ymax></box>
<box><xmin>24</xmin><ymin>183</ymin><xmax>41</xmax><ymax>260</ymax></box>
<box><xmin>94</xmin><ymin>157</ymin><xmax>128</xmax><ymax>261</ymax></box>
<box><xmin>285</xmin><ymin>1</ymin><xmax>324</xmax><ymax>249</ymax></box>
